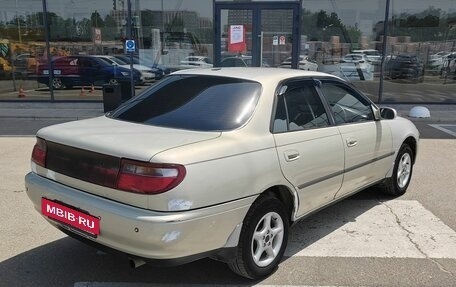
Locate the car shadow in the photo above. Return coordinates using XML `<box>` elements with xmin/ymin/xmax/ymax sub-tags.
<box><xmin>283</xmin><ymin>185</ymin><xmax>394</xmax><ymax>259</ymax></box>
<box><xmin>0</xmin><ymin>187</ymin><xmax>395</xmax><ymax>286</ymax></box>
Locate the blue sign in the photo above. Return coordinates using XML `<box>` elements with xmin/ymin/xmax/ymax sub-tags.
<box><xmin>125</xmin><ymin>40</ymin><xmax>136</xmax><ymax>52</ymax></box>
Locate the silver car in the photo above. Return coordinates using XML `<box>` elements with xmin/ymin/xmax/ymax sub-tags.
<box><xmin>25</xmin><ymin>68</ymin><xmax>419</xmax><ymax>279</ymax></box>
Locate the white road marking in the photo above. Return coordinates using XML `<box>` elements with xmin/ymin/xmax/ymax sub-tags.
<box><xmin>286</xmin><ymin>200</ymin><xmax>456</xmax><ymax>258</ymax></box>
<box><xmin>74</xmin><ymin>200</ymin><xmax>456</xmax><ymax>287</ymax></box>
<box><xmin>429</xmin><ymin>124</ymin><xmax>456</xmax><ymax>137</ymax></box>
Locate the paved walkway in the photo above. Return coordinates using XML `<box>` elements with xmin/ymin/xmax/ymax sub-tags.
<box><xmin>0</xmin><ymin>101</ymin><xmax>455</xmax><ymax>122</ymax></box>
<box><xmin>0</xmin><ymin>102</ymin><xmax>104</xmax><ymax>120</ymax></box>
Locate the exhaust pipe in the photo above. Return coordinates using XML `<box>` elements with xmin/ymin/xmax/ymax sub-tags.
<box><xmin>129</xmin><ymin>257</ymin><xmax>146</xmax><ymax>269</ymax></box>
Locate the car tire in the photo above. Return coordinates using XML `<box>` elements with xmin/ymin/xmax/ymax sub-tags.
<box><xmin>380</xmin><ymin>144</ymin><xmax>413</xmax><ymax>196</ymax></box>
<box><xmin>228</xmin><ymin>193</ymin><xmax>289</xmax><ymax>279</ymax></box>
<box><xmin>52</xmin><ymin>78</ymin><xmax>66</xmax><ymax>89</ymax></box>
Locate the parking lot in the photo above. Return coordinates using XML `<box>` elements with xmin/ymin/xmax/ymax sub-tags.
<box><xmin>0</xmin><ymin>138</ymin><xmax>455</xmax><ymax>286</ymax></box>
<box><xmin>0</xmin><ymin>75</ymin><xmax>455</xmax><ymax>103</ymax></box>
<box><xmin>0</xmin><ymin>105</ymin><xmax>455</xmax><ymax>286</ymax></box>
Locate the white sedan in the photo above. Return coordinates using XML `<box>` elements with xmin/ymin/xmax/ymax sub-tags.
<box><xmin>25</xmin><ymin>68</ymin><xmax>419</xmax><ymax>279</ymax></box>
<box><xmin>280</xmin><ymin>55</ymin><xmax>318</xmax><ymax>71</ymax></box>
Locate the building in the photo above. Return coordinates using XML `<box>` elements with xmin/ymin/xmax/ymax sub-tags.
<box><xmin>0</xmin><ymin>0</ymin><xmax>455</xmax><ymax>103</ymax></box>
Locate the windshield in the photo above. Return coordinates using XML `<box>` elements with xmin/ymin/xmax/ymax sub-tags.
<box><xmin>109</xmin><ymin>75</ymin><xmax>262</xmax><ymax>131</ymax></box>
<box><xmin>107</xmin><ymin>57</ymin><xmax>127</xmax><ymax>65</ymax></box>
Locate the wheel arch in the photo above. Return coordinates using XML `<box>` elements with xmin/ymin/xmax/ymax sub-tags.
<box><xmin>403</xmin><ymin>136</ymin><xmax>418</xmax><ymax>165</ymax></box>
<box><xmin>261</xmin><ymin>185</ymin><xmax>296</xmax><ymax>224</ymax></box>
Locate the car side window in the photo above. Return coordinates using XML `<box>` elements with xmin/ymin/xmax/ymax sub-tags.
<box><xmin>273</xmin><ymin>83</ymin><xmax>329</xmax><ymax>133</ymax></box>
<box><xmin>320</xmin><ymin>82</ymin><xmax>373</xmax><ymax>124</ymax></box>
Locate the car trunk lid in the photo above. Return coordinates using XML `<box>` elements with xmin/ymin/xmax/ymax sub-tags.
<box><xmin>38</xmin><ymin>116</ymin><xmax>220</xmax><ymax>162</ymax></box>
<box><xmin>35</xmin><ymin>116</ymin><xmax>220</xmax><ymax>208</ymax></box>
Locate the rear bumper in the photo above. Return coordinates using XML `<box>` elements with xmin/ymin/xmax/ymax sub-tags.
<box><xmin>25</xmin><ymin>172</ymin><xmax>252</xmax><ymax>261</ymax></box>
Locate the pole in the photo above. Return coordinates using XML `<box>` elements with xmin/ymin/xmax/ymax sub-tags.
<box><xmin>42</xmin><ymin>0</ymin><xmax>54</xmax><ymax>101</ymax></box>
<box><xmin>127</xmin><ymin>0</ymin><xmax>135</xmax><ymax>98</ymax></box>
<box><xmin>377</xmin><ymin>0</ymin><xmax>390</xmax><ymax>104</ymax></box>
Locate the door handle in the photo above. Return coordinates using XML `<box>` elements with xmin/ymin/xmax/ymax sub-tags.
<box><xmin>284</xmin><ymin>150</ymin><xmax>300</xmax><ymax>162</ymax></box>
<box><xmin>346</xmin><ymin>138</ymin><xmax>358</xmax><ymax>147</ymax></box>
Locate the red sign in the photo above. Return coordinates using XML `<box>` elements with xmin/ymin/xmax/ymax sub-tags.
<box><xmin>228</xmin><ymin>25</ymin><xmax>246</xmax><ymax>53</ymax></box>
<box><xmin>94</xmin><ymin>28</ymin><xmax>102</xmax><ymax>44</ymax></box>
<box><xmin>41</xmin><ymin>198</ymin><xmax>100</xmax><ymax>236</ymax></box>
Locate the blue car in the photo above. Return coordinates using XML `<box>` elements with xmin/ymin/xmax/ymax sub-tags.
<box><xmin>37</xmin><ymin>55</ymin><xmax>142</xmax><ymax>89</ymax></box>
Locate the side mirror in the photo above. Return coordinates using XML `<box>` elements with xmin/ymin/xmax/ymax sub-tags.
<box><xmin>380</xmin><ymin>107</ymin><xmax>397</xmax><ymax>120</ymax></box>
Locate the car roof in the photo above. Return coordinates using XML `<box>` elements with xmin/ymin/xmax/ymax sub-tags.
<box><xmin>172</xmin><ymin>67</ymin><xmax>339</xmax><ymax>83</ymax></box>
<box><xmin>184</xmin><ymin>56</ymin><xmax>207</xmax><ymax>59</ymax></box>
<box><xmin>344</xmin><ymin>53</ymin><xmax>365</xmax><ymax>57</ymax></box>
<box><xmin>352</xmin><ymin>49</ymin><xmax>378</xmax><ymax>52</ymax></box>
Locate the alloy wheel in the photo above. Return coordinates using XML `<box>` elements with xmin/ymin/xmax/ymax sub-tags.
<box><xmin>397</xmin><ymin>153</ymin><xmax>411</xmax><ymax>188</ymax></box>
<box><xmin>251</xmin><ymin>211</ymin><xmax>284</xmax><ymax>267</ymax></box>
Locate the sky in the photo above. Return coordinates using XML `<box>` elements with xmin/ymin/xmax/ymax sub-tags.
<box><xmin>1</xmin><ymin>0</ymin><xmax>455</xmax><ymax>26</ymax></box>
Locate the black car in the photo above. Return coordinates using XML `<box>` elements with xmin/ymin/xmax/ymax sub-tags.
<box><xmin>37</xmin><ymin>55</ymin><xmax>142</xmax><ymax>89</ymax></box>
<box><xmin>384</xmin><ymin>54</ymin><xmax>424</xmax><ymax>83</ymax></box>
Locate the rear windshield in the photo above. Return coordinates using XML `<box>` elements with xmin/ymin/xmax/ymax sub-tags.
<box><xmin>109</xmin><ymin>75</ymin><xmax>262</xmax><ymax>131</ymax></box>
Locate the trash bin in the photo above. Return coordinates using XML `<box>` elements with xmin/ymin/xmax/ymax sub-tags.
<box><xmin>120</xmin><ymin>81</ymin><xmax>134</xmax><ymax>102</ymax></box>
<box><xmin>102</xmin><ymin>84</ymin><xmax>121</xmax><ymax>113</ymax></box>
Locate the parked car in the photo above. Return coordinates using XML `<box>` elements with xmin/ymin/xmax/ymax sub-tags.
<box><xmin>339</xmin><ymin>54</ymin><xmax>373</xmax><ymax>80</ymax></box>
<box><xmin>280</xmin><ymin>55</ymin><xmax>318</xmax><ymax>71</ymax></box>
<box><xmin>36</xmin><ymin>55</ymin><xmax>142</xmax><ymax>89</ymax></box>
<box><xmin>179</xmin><ymin>56</ymin><xmax>213</xmax><ymax>68</ymax></box>
<box><xmin>93</xmin><ymin>55</ymin><xmax>155</xmax><ymax>83</ymax></box>
<box><xmin>352</xmin><ymin>49</ymin><xmax>381</xmax><ymax>65</ymax></box>
<box><xmin>113</xmin><ymin>55</ymin><xmax>171</xmax><ymax>80</ymax></box>
<box><xmin>384</xmin><ymin>54</ymin><xmax>424</xmax><ymax>83</ymax></box>
<box><xmin>440</xmin><ymin>52</ymin><xmax>456</xmax><ymax>79</ymax></box>
<box><xmin>220</xmin><ymin>55</ymin><xmax>269</xmax><ymax>67</ymax></box>
<box><xmin>341</xmin><ymin>53</ymin><xmax>371</xmax><ymax>65</ymax></box>
<box><xmin>26</xmin><ymin>68</ymin><xmax>419</xmax><ymax>279</ymax></box>
<box><xmin>427</xmin><ymin>51</ymin><xmax>451</xmax><ymax>73</ymax></box>
<box><xmin>13</xmin><ymin>53</ymin><xmax>37</xmax><ymax>78</ymax></box>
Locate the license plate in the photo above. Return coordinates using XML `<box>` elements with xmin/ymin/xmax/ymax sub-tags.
<box><xmin>43</xmin><ymin>70</ymin><xmax>61</xmax><ymax>75</ymax></box>
<box><xmin>41</xmin><ymin>198</ymin><xmax>100</xmax><ymax>236</ymax></box>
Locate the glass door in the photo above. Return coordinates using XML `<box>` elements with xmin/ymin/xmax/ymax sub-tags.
<box><xmin>260</xmin><ymin>9</ymin><xmax>294</xmax><ymax>68</ymax></box>
<box><xmin>214</xmin><ymin>2</ymin><xmax>301</xmax><ymax>68</ymax></box>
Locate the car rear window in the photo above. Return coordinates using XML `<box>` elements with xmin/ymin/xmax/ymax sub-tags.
<box><xmin>109</xmin><ymin>75</ymin><xmax>262</xmax><ymax>131</ymax></box>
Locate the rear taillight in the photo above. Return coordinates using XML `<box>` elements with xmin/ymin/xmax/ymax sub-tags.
<box><xmin>117</xmin><ymin>159</ymin><xmax>186</xmax><ymax>194</ymax></box>
<box><xmin>31</xmin><ymin>137</ymin><xmax>47</xmax><ymax>167</ymax></box>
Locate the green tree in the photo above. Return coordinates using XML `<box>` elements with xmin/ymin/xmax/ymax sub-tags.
<box><xmin>302</xmin><ymin>9</ymin><xmax>361</xmax><ymax>43</ymax></box>
<box><xmin>102</xmin><ymin>14</ymin><xmax>118</xmax><ymax>41</ymax></box>
<box><xmin>141</xmin><ymin>9</ymin><xmax>157</xmax><ymax>28</ymax></box>
<box><xmin>91</xmin><ymin>11</ymin><xmax>104</xmax><ymax>28</ymax></box>
<box><xmin>391</xmin><ymin>7</ymin><xmax>456</xmax><ymax>42</ymax></box>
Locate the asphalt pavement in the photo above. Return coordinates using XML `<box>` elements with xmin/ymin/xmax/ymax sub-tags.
<box><xmin>0</xmin><ymin>101</ymin><xmax>455</xmax><ymax>286</ymax></box>
<box><xmin>0</xmin><ymin>101</ymin><xmax>454</xmax><ymax>121</ymax></box>
<box><xmin>0</xmin><ymin>101</ymin><xmax>455</xmax><ymax>138</ymax></box>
